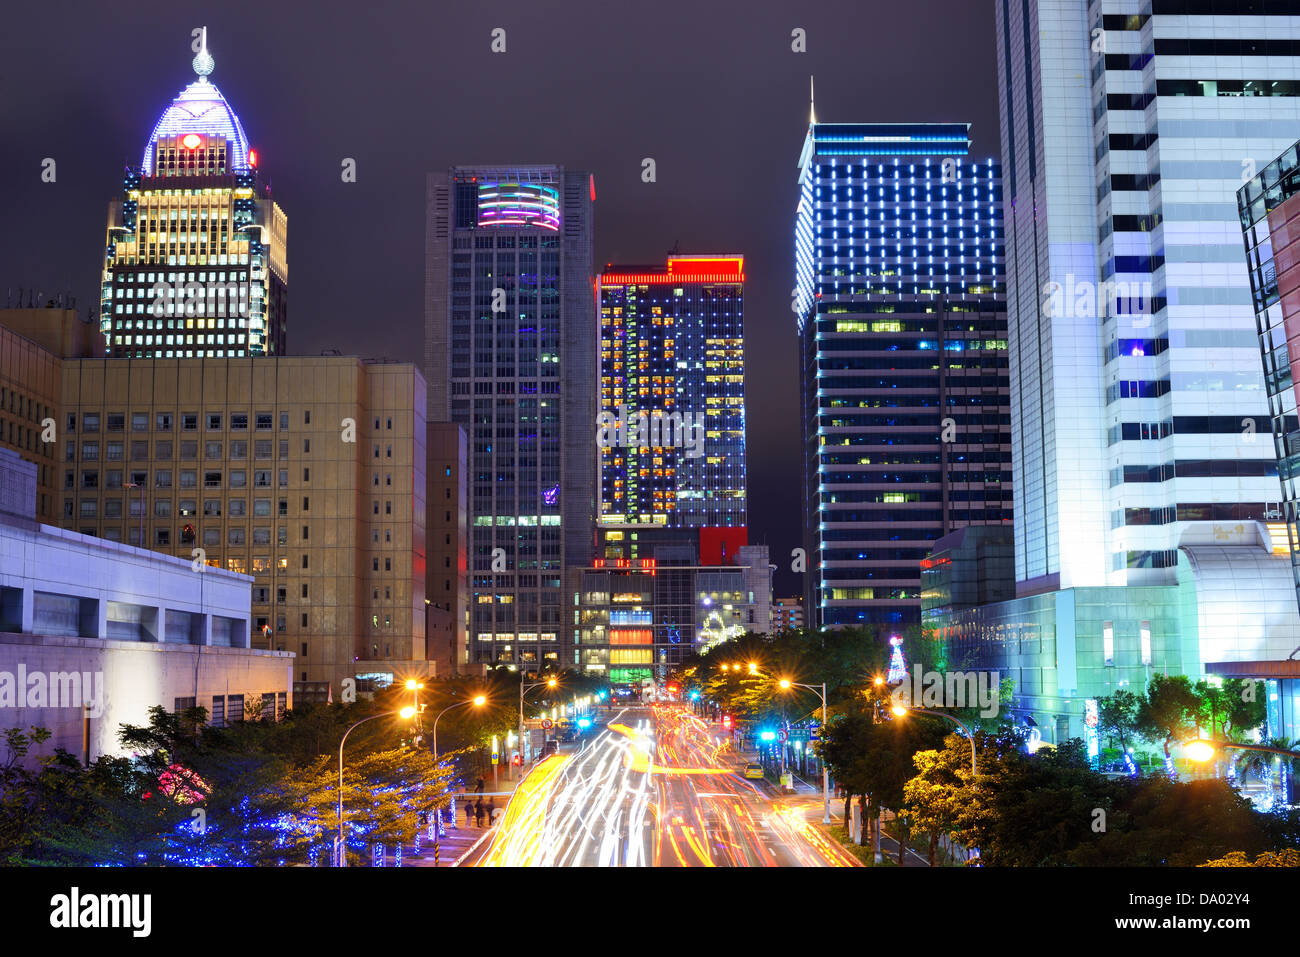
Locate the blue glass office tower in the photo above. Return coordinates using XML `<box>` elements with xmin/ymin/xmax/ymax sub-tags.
<box><xmin>794</xmin><ymin>122</ymin><xmax>1010</xmax><ymax>630</ymax></box>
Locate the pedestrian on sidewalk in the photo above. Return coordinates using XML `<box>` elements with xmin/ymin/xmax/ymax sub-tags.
<box><xmin>475</xmin><ymin>776</ymin><xmax>484</xmax><ymax>794</ymax></box>
<box><xmin>464</xmin><ymin>799</ymin><xmax>474</xmax><ymax>827</ymax></box>
<box><xmin>486</xmin><ymin>797</ymin><xmax>496</xmax><ymax>826</ymax></box>
<box><xmin>474</xmin><ymin>798</ymin><xmax>485</xmax><ymax>827</ymax></box>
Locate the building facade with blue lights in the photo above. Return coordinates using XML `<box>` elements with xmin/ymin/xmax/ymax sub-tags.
<box><xmin>917</xmin><ymin>0</ymin><xmax>1300</xmax><ymax>751</ymax></box>
<box><xmin>100</xmin><ymin>30</ymin><xmax>287</xmax><ymax>359</ymax></box>
<box><xmin>794</xmin><ymin>120</ymin><xmax>1011</xmax><ymax>630</ymax></box>
<box><xmin>424</xmin><ymin>166</ymin><xmax>596</xmax><ymax>671</ymax></box>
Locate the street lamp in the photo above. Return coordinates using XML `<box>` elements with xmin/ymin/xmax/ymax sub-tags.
<box><xmin>778</xmin><ymin>678</ymin><xmax>832</xmax><ymax>824</ymax></box>
<box><xmin>336</xmin><ymin>706</ymin><xmax>416</xmax><ymax>866</ymax></box>
<box><xmin>432</xmin><ymin>695</ymin><xmax>487</xmax><ymax>764</ymax></box>
<box><xmin>1184</xmin><ymin>738</ymin><xmax>1300</xmax><ymax>763</ymax></box>
<box><xmin>517</xmin><ymin>676</ymin><xmax>558</xmax><ymax>778</ymax></box>
<box><xmin>891</xmin><ymin>704</ymin><xmax>978</xmax><ymax>777</ymax></box>
<box><xmin>404</xmin><ymin>678</ymin><xmax>425</xmax><ymax>726</ymax></box>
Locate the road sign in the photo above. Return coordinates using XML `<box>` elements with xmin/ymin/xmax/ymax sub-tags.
<box><xmin>541</xmin><ymin>718</ymin><xmax>554</xmax><ymax>731</ymax></box>
<box><xmin>778</xmin><ymin>729</ymin><xmax>788</xmax><ymax>743</ymax></box>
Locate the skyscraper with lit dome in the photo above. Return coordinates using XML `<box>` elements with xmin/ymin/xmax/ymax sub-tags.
<box><xmin>100</xmin><ymin>28</ymin><xmax>287</xmax><ymax>358</ymax></box>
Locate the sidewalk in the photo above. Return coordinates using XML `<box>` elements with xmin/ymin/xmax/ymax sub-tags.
<box><xmin>403</xmin><ymin>773</ymin><xmax>526</xmax><ymax>867</ymax></box>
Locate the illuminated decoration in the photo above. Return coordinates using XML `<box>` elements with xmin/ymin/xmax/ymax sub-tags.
<box><xmin>697</xmin><ymin>609</ymin><xmax>743</xmax><ymax>650</ymax></box>
<box><xmin>181</xmin><ymin>133</ymin><xmax>203</xmax><ymax>150</ymax></box>
<box><xmin>542</xmin><ymin>484</ymin><xmax>559</xmax><ymax>506</ymax></box>
<box><xmin>1025</xmin><ymin>727</ymin><xmax>1043</xmax><ymax>754</ymax></box>
<box><xmin>477</xmin><ymin>182</ymin><xmax>560</xmax><ymax>231</ymax></box>
<box><xmin>1084</xmin><ymin>698</ymin><xmax>1100</xmax><ymax>765</ymax></box>
<box><xmin>886</xmin><ymin>635</ymin><xmax>908</xmax><ymax>684</ymax></box>
<box><xmin>601</xmin><ymin>255</ymin><xmax>744</xmax><ymax>285</ymax></box>
<box><xmin>249</xmin><ymin>148</ymin><xmax>258</xmax><ymax>167</ymax></box>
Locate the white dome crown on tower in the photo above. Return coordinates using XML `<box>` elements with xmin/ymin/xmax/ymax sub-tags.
<box><xmin>140</xmin><ymin>27</ymin><xmax>251</xmax><ymax>175</ymax></box>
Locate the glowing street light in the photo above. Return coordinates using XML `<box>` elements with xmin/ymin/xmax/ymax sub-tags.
<box><xmin>517</xmin><ymin>676</ymin><xmax>559</xmax><ymax>778</ymax></box>
<box><xmin>891</xmin><ymin>704</ymin><xmax>978</xmax><ymax>777</ymax></box>
<box><xmin>1184</xmin><ymin>738</ymin><xmax>1300</xmax><ymax>763</ymax></box>
<box><xmin>777</xmin><ymin>676</ymin><xmax>832</xmax><ymax>824</ymax></box>
<box><xmin>432</xmin><ymin>694</ymin><xmax>487</xmax><ymax>763</ymax></box>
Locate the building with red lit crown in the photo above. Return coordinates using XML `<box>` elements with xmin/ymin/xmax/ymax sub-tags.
<box><xmin>582</xmin><ymin>255</ymin><xmax>766</xmax><ymax>684</ymax></box>
<box><xmin>100</xmin><ymin>28</ymin><xmax>287</xmax><ymax>359</ymax></box>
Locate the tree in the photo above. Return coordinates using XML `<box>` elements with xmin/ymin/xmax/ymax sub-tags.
<box><xmin>1097</xmin><ymin>689</ymin><xmax>1142</xmax><ymax>759</ymax></box>
<box><xmin>817</xmin><ymin>707</ymin><xmax>875</xmax><ymax>837</ymax></box>
<box><xmin>1200</xmin><ymin>848</ymin><xmax>1300</xmax><ymax>867</ymax></box>
<box><xmin>5</xmin><ymin>701</ymin><xmax>457</xmax><ymax>866</ymax></box>
<box><xmin>1136</xmin><ymin>674</ymin><xmax>1202</xmax><ymax>766</ymax></box>
<box><xmin>1069</xmin><ymin>778</ymin><xmax>1270</xmax><ymax>866</ymax></box>
<box><xmin>1196</xmin><ymin>678</ymin><xmax>1265</xmax><ymax>740</ymax></box>
<box><xmin>904</xmin><ymin>741</ymin><xmax>971</xmax><ymax>865</ymax></box>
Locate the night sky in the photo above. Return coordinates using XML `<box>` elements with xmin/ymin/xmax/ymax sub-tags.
<box><xmin>0</xmin><ymin>0</ymin><xmax>1000</xmax><ymax>596</ymax></box>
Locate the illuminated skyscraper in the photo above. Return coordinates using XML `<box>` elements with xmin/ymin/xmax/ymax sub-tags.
<box><xmin>424</xmin><ymin>166</ymin><xmax>597</xmax><ymax>671</ymax></box>
<box><xmin>596</xmin><ymin>255</ymin><xmax>746</xmax><ymax>557</ymax></box>
<box><xmin>793</xmin><ymin>120</ymin><xmax>1011</xmax><ymax>630</ymax></box>
<box><xmin>924</xmin><ymin>1</ymin><xmax>1300</xmax><ymax>748</ymax></box>
<box><xmin>100</xmin><ymin>29</ymin><xmax>287</xmax><ymax>359</ymax></box>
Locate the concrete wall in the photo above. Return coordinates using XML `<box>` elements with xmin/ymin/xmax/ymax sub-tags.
<box><xmin>0</xmin><ymin>632</ymin><xmax>292</xmax><ymax>762</ymax></box>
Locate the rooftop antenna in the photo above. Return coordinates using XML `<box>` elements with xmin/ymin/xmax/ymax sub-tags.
<box><xmin>192</xmin><ymin>26</ymin><xmax>214</xmax><ymax>82</ymax></box>
<box><xmin>810</xmin><ymin>75</ymin><xmax>817</xmax><ymax>125</ymax></box>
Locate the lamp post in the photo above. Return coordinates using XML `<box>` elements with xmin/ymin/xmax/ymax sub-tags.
<box><xmin>891</xmin><ymin>704</ymin><xmax>978</xmax><ymax>777</ymax></box>
<box><xmin>778</xmin><ymin>678</ymin><xmax>832</xmax><ymax>825</ymax></box>
<box><xmin>431</xmin><ymin>695</ymin><xmax>487</xmax><ymax>764</ymax></box>
<box><xmin>336</xmin><ymin>707</ymin><xmax>415</xmax><ymax>867</ymax></box>
<box><xmin>517</xmin><ymin>676</ymin><xmax>557</xmax><ymax>779</ymax></box>
<box><xmin>1184</xmin><ymin>738</ymin><xmax>1300</xmax><ymax>792</ymax></box>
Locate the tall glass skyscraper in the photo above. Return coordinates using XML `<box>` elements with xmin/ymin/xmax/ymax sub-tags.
<box><xmin>597</xmin><ymin>255</ymin><xmax>746</xmax><ymax>551</ymax></box>
<box><xmin>794</xmin><ymin>121</ymin><xmax>1011</xmax><ymax>630</ymax></box>
<box><xmin>424</xmin><ymin>166</ymin><xmax>596</xmax><ymax>671</ymax></box>
<box><xmin>101</xmin><ymin>30</ymin><xmax>287</xmax><ymax>359</ymax></box>
<box><xmin>998</xmin><ymin>0</ymin><xmax>1297</xmax><ymax>592</ymax></box>
<box><xmin>926</xmin><ymin>0</ymin><xmax>1300</xmax><ymax>747</ymax></box>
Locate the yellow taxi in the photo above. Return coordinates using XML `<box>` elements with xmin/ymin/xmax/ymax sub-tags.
<box><xmin>742</xmin><ymin>762</ymin><xmax>765</xmax><ymax>780</ymax></box>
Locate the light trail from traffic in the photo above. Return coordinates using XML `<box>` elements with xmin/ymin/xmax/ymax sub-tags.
<box><xmin>474</xmin><ymin>704</ymin><xmax>854</xmax><ymax>867</ymax></box>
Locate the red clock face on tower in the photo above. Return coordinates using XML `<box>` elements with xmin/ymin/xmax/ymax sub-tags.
<box><xmin>181</xmin><ymin>133</ymin><xmax>203</xmax><ymax>150</ymax></box>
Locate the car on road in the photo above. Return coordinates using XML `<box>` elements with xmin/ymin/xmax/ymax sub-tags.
<box><xmin>742</xmin><ymin>762</ymin><xmax>764</xmax><ymax>780</ymax></box>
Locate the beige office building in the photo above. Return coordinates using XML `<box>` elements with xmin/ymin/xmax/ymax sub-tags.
<box><xmin>0</xmin><ymin>309</ymin><xmax>96</xmax><ymax>524</ymax></box>
<box><xmin>53</xmin><ymin>355</ymin><xmax>429</xmax><ymax>695</ymax></box>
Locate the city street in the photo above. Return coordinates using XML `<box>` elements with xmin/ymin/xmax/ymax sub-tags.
<box><xmin>475</xmin><ymin>705</ymin><xmax>857</xmax><ymax>867</ymax></box>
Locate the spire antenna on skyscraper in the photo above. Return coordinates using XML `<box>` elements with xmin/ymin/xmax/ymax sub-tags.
<box><xmin>809</xmin><ymin>75</ymin><xmax>816</xmax><ymax>125</ymax></box>
<box><xmin>192</xmin><ymin>26</ymin><xmax>214</xmax><ymax>81</ymax></box>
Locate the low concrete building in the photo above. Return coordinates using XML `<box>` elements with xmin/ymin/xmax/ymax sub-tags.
<box><xmin>0</xmin><ymin>447</ymin><xmax>291</xmax><ymax>763</ymax></box>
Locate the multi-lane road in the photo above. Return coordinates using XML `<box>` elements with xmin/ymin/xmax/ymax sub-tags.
<box><xmin>475</xmin><ymin>704</ymin><xmax>857</xmax><ymax>867</ymax></box>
